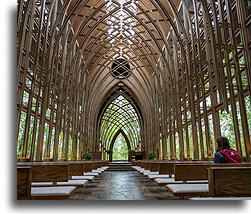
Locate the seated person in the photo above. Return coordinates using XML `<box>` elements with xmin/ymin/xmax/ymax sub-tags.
<box><xmin>214</xmin><ymin>137</ymin><xmax>242</xmax><ymax>163</ymax></box>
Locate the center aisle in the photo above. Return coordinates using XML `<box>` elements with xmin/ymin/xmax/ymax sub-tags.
<box><xmin>70</xmin><ymin>170</ymin><xmax>178</xmax><ymax>200</ymax></box>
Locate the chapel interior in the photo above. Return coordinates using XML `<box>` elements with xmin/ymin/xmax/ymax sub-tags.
<box><xmin>17</xmin><ymin>0</ymin><xmax>251</xmax><ymax>200</ymax></box>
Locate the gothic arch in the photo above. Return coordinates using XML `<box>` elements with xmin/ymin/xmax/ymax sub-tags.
<box><xmin>109</xmin><ymin>129</ymin><xmax>131</xmax><ymax>151</ymax></box>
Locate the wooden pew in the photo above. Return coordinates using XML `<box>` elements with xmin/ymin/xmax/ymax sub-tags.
<box><xmin>144</xmin><ymin>162</ymin><xmax>151</xmax><ymax>170</ymax></box>
<box><xmin>62</xmin><ymin>161</ymin><xmax>95</xmax><ymax>181</ymax></box>
<box><xmin>189</xmin><ymin>167</ymin><xmax>251</xmax><ymax>200</ymax></box>
<box><xmin>174</xmin><ymin>163</ymin><xmax>251</xmax><ymax>181</ymax></box>
<box><xmin>150</xmin><ymin>162</ymin><xmax>159</xmax><ymax>172</ymax></box>
<box><xmin>17</xmin><ymin>162</ymin><xmax>69</xmax><ymax>182</ymax></box>
<box><xmin>17</xmin><ymin>163</ymin><xmax>78</xmax><ymax>199</ymax></box>
<box><xmin>165</xmin><ymin>163</ymin><xmax>251</xmax><ymax>199</ymax></box>
<box><xmin>17</xmin><ymin>167</ymin><xmax>32</xmax><ymax>200</ymax></box>
<box><xmin>68</xmin><ymin>161</ymin><xmax>102</xmax><ymax>180</ymax></box>
<box><xmin>151</xmin><ymin>161</ymin><xmax>212</xmax><ymax>182</ymax></box>
<box><xmin>158</xmin><ymin>161</ymin><xmax>214</xmax><ymax>175</ymax></box>
<box><xmin>208</xmin><ymin>167</ymin><xmax>251</xmax><ymax>197</ymax></box>
<box><xmin>68</xmin><ymin>162</ymin><xmax>84</xmax><ymax>176</ymax></box>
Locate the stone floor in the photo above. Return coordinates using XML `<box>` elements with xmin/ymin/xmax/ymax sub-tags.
<box><xmin>70</xmin><ymin>170</ymin><xmax>179</xmax><ymax>200</ymax></box>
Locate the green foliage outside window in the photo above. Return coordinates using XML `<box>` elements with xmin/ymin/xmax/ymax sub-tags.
<box><xmin>107</xmin><ymin>149</ymin><xmax>113</xmax><ymax>155</ymax></box>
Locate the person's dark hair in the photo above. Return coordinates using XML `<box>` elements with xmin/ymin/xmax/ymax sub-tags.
<box><xmin>216</xmin><ymin>137</ymin><xmax>230</xmax><ymax>151</ymax></box>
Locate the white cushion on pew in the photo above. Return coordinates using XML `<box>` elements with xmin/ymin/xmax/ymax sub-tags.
<box><xmin>31</xmin><ymin>186</ymin><xmax>76</xmax><ymax>196</ymax></box>
<box><xmin>32</xmin><ymin>182</ymin><xmax>53</xmax><ymax>186</ymax></box>
<box><xmin>84</xmin><ymin>172</ymin><xmax>99</xmax><ymax>176</ymax></box>
<box><xmin>136</xmin><ymin>168</ymin><xmax>144</xmax><ymax>171</ymax></box>
<box><xmin>189</xmin><ymin>197</ymin><xmax>251</xmax><ymax>200</ymax></box>
<box><xmin>100</xmin><ymin>166</ymin><xmax>109</xmax><ymax>170</ymax></box>
<box><xmin>155</xmin><ymin>178</ymin><xmax>208</xmax><ymax>185</ymax></box>
<box><xmin>97</xmin><ymin>167</ymin><xmax>105</xmax><ymax>170</ymax></box>
<box><xmin>143</xmin><ymin>171</ymin><xmax>159</xmax><ymax>176</ymax></box>
<box><xmin>57</xmin><ymin>180</ymin><xmax>88</xmax><ymax>186</ymax></box>
<box><xmin>148</xmin><ymin>174</ymin><xmax>172</xmax><ymax>179</ymax></box>
<box><xmin>72</xmin><ymin>175</ymin><xmax>95</xmax><ymax>181</ymax></box>
<box><xmin>92</xmin><ymin>169</ymin><xmax>103</xmax><ymax>173</ymax></box>
<box><xmin>187</xmin><ymin>180</ymin><xmax>208</xmax><ymax>184</ymax></box>
<box><xmin>166</xmin><ymin>184</ymin><xmax>209</xmax><ymax>193</ymax></box>
<box><xmin>131</xmin><ymin>166</ymin><xmax>140</xmax><ymax>169</ymax></box>
<box><xmin>139</xmin><ymin>169</ymin><xmax>149</xmax><ymax>173</ymax></box>
<box><xmin>155</xmin><ymin>178</ymin><xmax>184</xmax><ymax>185</ymax></box>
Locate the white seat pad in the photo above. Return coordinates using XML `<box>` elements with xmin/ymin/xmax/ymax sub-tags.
<box><xmin>31</xmin><ymin>182</ymin><xmax>53</xmax><ymax>186</ymax></box>
<box><xmin>84</xmin><ymin>172</ymin><xmax>99</xmax><ymax>176</ymax></box>
<box><xmin>189</xmin><ymin>197</ymin><xmax>251</xmax><ymax>200</ymax></box>
<box><xmin>139</xmin><ymin>169</ymin><xmax>149</xmax><ymax>173</ymax></box>
<box><xmin>31</xmin><ymin>186</ymin><xmax>76</xmax><ymax>196</ymax></box>
<box><xmin>155</xmin><ymin>178</ymin><xmax>184</xmax><ymax>184</ymax></box>
<box><xmin>92</xmin><ymin>169</ymin><xmax>103</xmax><ymax>173</ymax></box>
<box><xmin>100</xmin><ymin>167</ymin><xmax>109</xmax><ymax>170</ymax></box>
<box><xmin>143</xmin><ymin>171</ymin><xmax>159</xmax><ymax>176</ymax></box>
<box><xmin>148</xmin><ymin>174</ymin><xmax>171</xmax><ymax>179</ymax></box>
<box><xmin>131</xmin><ymin>166</ymin><xmax>140</xmax><ymax>169</ymax></box>
<box><xmin>187</xmin><ymin>180</ymin><xmax>208</xmax><ymax>183</ymax></box>
<box><xmin>155</xmin><ymin>178</ymin><xmax>208</xmax><ymax>185</ymax></box>
<box><xmin>166</xmin><ymin>184</ymin><xmax>209</xmax><ymax>193</ymax></box>
<box><xmin>57</xmin><ymin>180</ymin><xmax>88</xmax><ymax>186</ymax></box>
<box><xmin>71</xmin><ymin>175</ymin><xmax>95</xmax><ymax>181</ymax></box>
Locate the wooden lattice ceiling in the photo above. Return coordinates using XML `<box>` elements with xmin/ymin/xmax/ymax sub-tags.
<box><xmin>61</xmin><ymin>0</ymin><xmax>181</xmax><ymax>76</ymax></box>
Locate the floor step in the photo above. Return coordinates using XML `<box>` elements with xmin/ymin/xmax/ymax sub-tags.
<box><xmin>107</xmin><ymin>168</ymin><xmax>133</xmax><ymax>171</ymax></box>
<box><xmin>107</xmin><ymin>161</ymin><xmax>133</xmax><ymax>171</ymax></box>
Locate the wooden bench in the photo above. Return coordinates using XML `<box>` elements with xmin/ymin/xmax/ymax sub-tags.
<box><xmin>141</xmin><ymin>161</ymin><xmax>164</xmax><ymax>176</ymax></box>
<box><xmin>165</xmin><ymin>163</ymin><xmax>251</xmax><ymax>199</ymax></box>
<box><xmin>154</xmin><ymin>161</ymin><xmax>211</xmax><ymax>186</ymax></box>
<box><xmin>65</xmin><ymin>161</ymin><xmax>96</xmax><ymax>181</ymax></box>
<box><xmin>150</xmin><ymin>162</ymin><xmax>159</xmax><ymax>172</ymax></box>
<box><xmin>174</xmin><ymin>163</ymin><xmax>251</xmax><ymax>181</ymax></box>
<box><xmin>17</xmin><ymin>163</ymin><xmax>78</xmax><ymax>199</ymax></box>
<box><xmin>17</xmin><ymin>162</ymin><xmax>70</xmax><ymax>182</ymax></box>
<box><xmin>151</xmin><ymin>161</ymin><xmax>212</xmax><ymax>182</ymax></box>
<box><xmin>134</xmin><ymin>160</ymin><xmax>207</xmax><ymax>178</ymax></box>
<box><xmin>158</xmin><ymin>161</ymin><xmax>213</xmax><ymax>175</ymax></box>
<box><xmin>208</xmin><ymin>167</ymin><xmax>251</xmax><ymax>197</ymax></box>
<box><xmin>189</xmin><ymin>167</ymin><xmax>251</xmax><ymax>200</ymax></box>
<box><xmin>17</xmin><ymin>167</ymin><xmax>32</xmax><ymax>199</ymax></box>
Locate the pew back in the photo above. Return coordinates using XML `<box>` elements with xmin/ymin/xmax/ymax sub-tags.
<box><xmin>68</xmin><ymin>163</ymin><xmax>84</xmax><ymax>177</ymax></box>
<box><xmin>175</xmin><ymin>163</ymin><xmax>251</xmax><ymax>181</ymax></box>
<box><xmin>17</xmin><ymin>162</ymin><xmax>69</xmax><ymax>182</ymax></box>
<box><xmin>150</xmin><ymin>162</ymin><xmax>159</xmax><ymax>172</ymax></box>
<box><xmin>208</xmin><ymin>167</ymin><xmax>251</xmax><ymax>197</ymax></box>
<box><xmin>158</xmin><ymin>161</ymin><xmax>212</xmax><ymax>175</ymax></box>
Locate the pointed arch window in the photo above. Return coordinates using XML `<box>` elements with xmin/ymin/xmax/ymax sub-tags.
<box><xmin>99</xmin><ymin>92</ymin><xmax>141</xmax><ymax>154</ymax></box>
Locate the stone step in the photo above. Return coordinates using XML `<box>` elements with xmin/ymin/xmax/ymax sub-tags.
<box><xmin>108</xmin><ymin>166</ymin><xmax>132</xmax><ymax>169</ymax></box>
<box><xmin>109</xmin><ymin>164</ymin><xmax>132</xmax><ymax>167</ymax></box>
<box><xmin>107</xmin><ymin>162</ymin><xmax>133</xmax><ymax>171</ymax></box>
<box><xmin>107</xmin><ymin>168</ymin><xmax>133</xmax><ymax>171</ymax></box>
<box><xmin>109</xmin><ymin>161</ymin><xmax>132</xmax><ymax>164</ymax></box>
